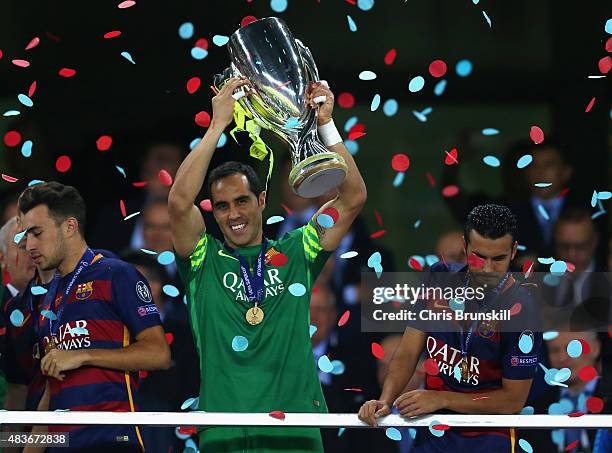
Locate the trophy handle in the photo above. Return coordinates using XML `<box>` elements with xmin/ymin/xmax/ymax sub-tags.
<box><xmin>295</xmin><ymin>40</ymin><xmax>320</xmax><ymax>82</ymax></box>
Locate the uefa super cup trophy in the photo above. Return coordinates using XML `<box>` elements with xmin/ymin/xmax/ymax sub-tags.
<box><xmin>216</xmin><ymin>17</ymin><xmax>347</xmax><ymax>198</ymax></box>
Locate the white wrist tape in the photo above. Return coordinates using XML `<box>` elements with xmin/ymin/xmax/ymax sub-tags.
<box><xmin>317</xmin><ymin>119</ymin><xmax>342</xmax><ymax>147</ymax></box>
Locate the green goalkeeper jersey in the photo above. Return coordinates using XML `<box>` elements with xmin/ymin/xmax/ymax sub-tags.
<box><xmin>177</xmin><ymin>219</ymin><xmax>332</xmax><ymax>452</ymax></box>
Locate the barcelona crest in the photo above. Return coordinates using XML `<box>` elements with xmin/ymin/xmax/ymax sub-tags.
<box><xmin>75</xmin><ymin>281</ymin><xmax>94</xmax><ymax>300</ymax></box>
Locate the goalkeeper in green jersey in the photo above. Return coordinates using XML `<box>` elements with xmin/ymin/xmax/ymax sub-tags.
<box><xmin>168</xmin><ymin>77</ymin><xmax>367</xmax><ymax>452</ymax></box>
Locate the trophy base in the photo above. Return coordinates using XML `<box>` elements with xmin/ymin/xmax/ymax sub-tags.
<box><xmin>289</xmin><ymin>152</ymin><xmax>347</xmax><ymax>198</ymax></box>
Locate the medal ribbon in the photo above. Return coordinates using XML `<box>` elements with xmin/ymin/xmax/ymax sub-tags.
<box><xmin>224</xmin><ymin>239</ymin><xmax>268</xmax><ymax>305</ymax></box>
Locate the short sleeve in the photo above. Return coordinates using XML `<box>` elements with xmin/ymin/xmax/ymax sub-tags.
<box><xmin>298</xmin><ymin>219</ymin><xmax>333</xmax><ymax>283</ymax></box>
<box><xmin>111</xmin><ymin>262</ymin><xmax>162</xmax><ymax>337</ymax></box>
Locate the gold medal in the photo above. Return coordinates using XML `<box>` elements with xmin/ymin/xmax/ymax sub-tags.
<box><xmin>45</xmin><ymin>337</ymin><xmax>58</xmax><ymax>355</ymax></box>
<box><xmin>460</xmin><ymin>358</ymin><xmax>469</xmax><ymax>380</ymax></box>
<box><xmin>246</xmin><ymin>306</ymin><xmax>264</xmax><ymax>325</ymax></box>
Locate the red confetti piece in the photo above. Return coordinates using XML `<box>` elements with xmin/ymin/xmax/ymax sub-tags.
<box><xmin>348</xmin><ymin>131</ymin><xmax>366</xmax><ymax>140</ymax></box>
<box><xmin>606</xmin><ymin>37</ymin><xmax>612</xmax><ymax>53</ymax></box>
<box><xmin>104</xmin><ymin>30</ymin><xmax>122</xmax><ymax>39</ymax></box>
<box><xmin>472</xmin><ymin>396</ymin><xmax>490</xmax><ymax>401</ymax></box>
<box><xmin>578</xmin><ymin>339</ymin><xmax>591</xmax><ymax>355</ymax></box>
<box><xmin>608</xmin><ymin>324</ymin><xmax>612</xmax><ymax>339</ymax></box>
<box><xmin>25</xmin><ymin>37</ymin><xmax>40</xmax><ymax>50</ymax></box>
<box><xmin>598</xmin><ymin>56</ymin><xmax>611</xmax><ymax>74</ymax></box>
<box><xmin>345</xmin><ymin>0</ymin><xmax>356</xmax><ymax>5</ymax></box>
<box><xmin>28</xmin><ymin>81</ymin><xmax>37</xmax><ymax>97</ymax></box>
<box><xmin>241</xmin><ymin>15</ymin><xmax>257</xmax><ymax>27</ymax></box>
<box><xmin>165</xmin><ymin>332</ymin><xmax>174</xmax><ymax>345</ymax></box>
<box><xmin>432</xmin><ymin>424</ymin><xmax>450</xmax><ymax>431</ymax></box>
<box><xmin>2</xmin><ymin>174</ymin><xmax>19</xmax><ymax>183</ymax></box>
<box><xmin>12</xmin><ymin>59</ymin><xmax>30</xmax><ymax>68</ymax></box>
<box><xmin>178</xmin><ymin>426</ymin><xmax>197</xmax><ymax>435</ymax></box>
<box><xmin>199</xmin><ymin>199</ymin><xmax>212</xmax><ymax>212</ymax></box>
<box><xmin>586</xmin><ymin>396</ymin><xmax>604</xmax><ymax>414</ymax></box>
<box><xmin>522</xmin><ymin>259</ymin><xmax>533</xmax><ymax>274</ymax></box>
<box><xmin>186</xmin><ymin>77</ymin><xmax>201</xmax><ymax>94</ymax></box>
<box><xmin>158</xmin><ymin>170</ymin><xmax>173</xmax><ymax>186</ymax></box>
<box><xmin>585</xmin><ymin>97</ymin><xmax>596</xmax><ymax>113</ymax></box>
<box><xmin>338</xmin><ymin>92</ymin><xmax>355</xmax><ymax>109</ymax></box>
<box><xmin>118</xmin><ymin>0</ymin><xmax>136</xmax><ymax>8</ymax></box>
<box><xmin>55</xmin><ymin>155</ymin><xmax>72</xmax><ymax>173</ymax></box>
<box><xmin>268</xmin><ymin>411</ymin><xmax>285</xmax><ymax>420</ymax></box>
<box><xmin>565</xmin><ymin>440</ymin><xmax>580</xmax><ymax>451</ymax></box>
<box><xmin>338</xmin><ymin>310</ymin><xmax>350</xmax><ymax>327</ymax></box>
<box><xmin>132</xmin><ymin>181</ymin><xmax>147</xmax><ymax>187</ymax></box>
<box><xmin>323</xmin><ymin>207</ymin><xmax>339</xmax><ymax>223</ymax></box>
<box><xmin>427</xmin><ymin>376</ymin><xmax>444</xmax><ymax>389</ymax></box>
<box><xmin>269</xmin><ymin>253</ymin><xmax>288</xmax><ymax>267</ymax></box>
<box><xmin>568</xmin><ymin>411</ymin><xmax>584</xmax><ymax>418</ymax></box>
<box><xmin>426</xmin><ymin>172</ymin><xmax>436</xmax><ymax>187</ymax></box>
<box><xmin>0</xmin><ymin>49</ymin><xmax>3</xmax><ymax>59</ymax></box>
<box><xmin>384</xmin><ymin>48</ymin><xmax>397</xmax><ymax>65</ymax></box>
<box><xmin>509</xmin><ymin>302</ymin><xmax>522</xmax><ymax>316</ymax></box>
<box><xmin>529</xmin><ymin>125</ymin><xmax>545</xmax><ymax>144</ymax></box>
<box><xmin>139</xmin><ymin>370</ymin><xmax>148</xmax><ymax>379</ymax></box>
<box><xmin>195</xmin><ymin>111</ymin><xmax>211</xmax><ymax>127</ymax></box>
<box><xmin>578</xmin><ymin>366</ymin><xmax>597</xmax><ymax>382</ymax></box>
<box><xmin>195</xmin><ymin>38</ymin><xmax>208</xmax><ymax>50</ymax></box>
<box><xmin>566</xmin><ymin>262</ymin><xmax>576</xmax><ymax>273</ymax></box>
<box><xmin>371</xmin><ymin>342</ymin><xmax>384</xmax><ymax>359</ymax></box>
<box><xmin>119</xmin><ymin>200</ymin><xmax>126</xmax><ymax>217</ymax></box>
<box><xmin>467</xmin><ymin>253</ymin><xmax>486</xmax><ymax>269</ymax></box>
<box><xmin>374</xmin><ymin>210</ymin><xmax>383</xmax><ymax>226</ymax></box>
<box><xmin>370</xmin><ymin>230</ymin><xmax>386</xmax><ymax>239</ymax></box>
<box><xmin>4</xmin><ymin>131</ymin><xmax>22</xmax><ymax>147</ymax></box>
<box><xmin>96</xmin><ymin>135</ymin><xmax>113</xmax><ymax>151</ymax></box>
<box><xmin>281</xmin><ymin>203</ymin><xmax>293</xmax><ymax>216</ymax></box>
<box><xmin>58</xmin><ymin>68</ymin><xmax>76</xmax><ymax>77</ymax></box>
<box><xmin>441</xmin><ymin>185</ymin><xmax>459</xmax><ymax>197</ymax></box>
<box><xmin>444</xmin><ymin>148</ymin><xmax>459</xmax><ymax>165</ymax></box>
<box><xmin>429</xmin><ymin>60</ymin><xmax>447</xmax><ymax>78</ymax></box>
<box><xmin>555</xmin><ymin>187</ymin><xmax>570</xmax><ymax>199</ymax></box>
<box><xmin>343</xmin><ymin>388</ymin><xmax>363</xmax><ymax>392</ymax></box>
<box><xmin>45</xmin><ymin>32</ymin><xmax>61</xmax><ymax>42</ymax></box>
<box><xmin>409</xmin><ymin>257</ymin><xmax>423</xmax><ymax>271</ymax></box>
<box><xmin>423</xmin><ymin>358</ymin><xmax>439</xmax><ymax>376</ymax></box>
<box><xmin>391</xmin><ymin>153</ymin><xmax>410</xmax><ymax>172</ymax></box>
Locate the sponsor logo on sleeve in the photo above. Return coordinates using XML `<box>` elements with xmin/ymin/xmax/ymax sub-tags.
<box><xmin>136</xmin><ymin>281</ymin><xmax>152</xmax><ymax>303</ymax></box>
<box><xmin>137</xmin><ymin>304</ymin><xmax>159</xmax><ymax>317</ymax></box>
<box><xmin>511</xmin><ymin>355</ymin><xmax>538</xmax><ymax>367</ymax></box>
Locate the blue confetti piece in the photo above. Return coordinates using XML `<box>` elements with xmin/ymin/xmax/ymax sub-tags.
<box><xmin>317</xmin><ymin>214</ymin><xmax>335</xmax><ymax>228</ymax></box>
<box><xmin>191</xmin><ymin>47</ymin><xmax>208</xmax><ymax>60</ymax></box>
<box><xmin>357</xmin><ymin>0</ymin><xmax>375</xmax><ymax>11</ymax></box>
<box><xmin>309</xmin><ymin>325</ymin><xmax>317</xmax><ymax>338</ymax></box>
<box><xmin>270</xmin><ymin>0</ymin><xmax>288</xmax><ymax>13</ymax></box>
<box><xmin>13</xmin><ymin>230</ymin><xmax>26</xmax><ymax>244</ymax></box>
<box><xmin>115</xmin><ymin>165</ymin><xmax>127</xmax><ymax>178</ymax></box>
<box><xmin>367</xmin><ymin>252</ymin><xmax>382</xmax><ymax>268</ymax></box>
<box><xmin>189</xmin><ymin>137</ymin><xmax>201</xmax><ymax>150</ymax></box>
<box><xmin>483</xmin><ymin>155</ymin><xmax>501</xmax><ymax>167</ymax></box>
<box><xmin>344</xmin><ymin>116</ymin><xmax>358</xmax><ymax>132</ymax></box>
<box><xmin>185</xmin><ymin>440</ymin><xmax>197</xmax><ymax>452</ymax></box>
<box><xmin>425</xmin><ymin>255</ymin><xmax>439</xmax><ymax>267</ymax></box>
<box><xmin>331</xmin><ymin>360</ymin><xmax>345</xmax><ymax>375</ymax></box>
<box><xmin>157</xmin><ymin>251</ymin><xmax>175</xmax><ymax>265</ymax></box>
<box><xmin>21</xmin><ymin>140</ymin><xmax>33</xmax><ymax>158</ymax></box>
<box><xmin>591</xmin><ymin>190</ymin><xmax>598</xmax><ymax>207</ymax></box>
<box><xmin>408</xmin><ymin>76</ymin><xmax>425</xmax><ymax>93</ymax></box>
<box><xmin>517</xmin><ymin>244</ymin><xmax>526</xmax><ymax>251</ymax></box>
<box><xmin>605</xmin><ymin>18</ymin><xmax>612</xmax><ymax>34</ymax></box>
<box><xmin>140</xmin><ymin>248</ymin><xmax>158</xmax><ymax>255</ymax></box>
<box><xmin>359</xmin><ymin>70</ymin><xmax>377</xmax><ymax>81</ymax></box>
<box><xmin>544</xmin><ymin>368</ymin><xmax>561</xmax><ymax>386</ymax></box>
<box><xmin>28</xmin><ymin>179</ymin><xmax>44</xmax><ymax>186</ymax></box>
<box><xmin>520</xmin><ymin>406</ymin><xmax>535</xmax><ymax>415</ymax></box>
<box><xmin>537</xmin><ymin>204</ymin><xmax>550</xmax><ymax>220</ymax></box>
<box><xmin>337</xmin><ymin>427</ymin><xmax>346</xmax><ymax>437</ymax></box>
<box><xmin>10</xmin><ymin>309</ymin><xmax>24</xmax><ymax>327</ymax></box>
<box><xmin>212</xmin><ymin>35</ymin><xmax>229</xmax><ymax>46</ymax></box>
<box><xmin>163</xmin><ymin>284</ymin><xmax>179</xmax><ymax>297</ymax></box>
<box><xmin>383</xmin><ymin>99</ymin><xmax>398</xmax><ymax>116</ymax></box>
<box><xmin>344</xmin><ymin>140</ymin><xmax>359</xmax><ymax>155</ymax></box>
<box><xmin>516</xmin><ymin>155</ymin><xmax>533</xmax><ymax>169</ymax></box>
<box><xmin>3</xmin><ymin>110</ymin><xmax>21</xmax><ymax>116</ymax></box>
<box><xmin>317</xmin><ymin>355</ymin><xmax>334</xmax><ymax>373</ymax></box>
<box><xmin>534</xmin><ymin>182</ymin><xmax>552</xmax><ymax>188</ymax></box>
<box><xmin>217</xmin><ymin>132</ymin><xmax>227</xmax><ymax>148</ymax></box>
<box><xmin>284</xmin><ymin>117</ymin><xmax>300</xmax><ymax>129</ymax></box>
<box><xmin>408</xmin><ymin>428</ymin><xmax>416</xmax><ymax>439</ymax></box>
<box><xmin>428</xmin><ymin>420</ymin><xmax>445</xmax><ymax>437</ymax></box>
<box><xmin>519</xmin><ymin>331</ymin><xmax>534</xmax><ymax>353</ymax></box>
<box><xmin>551</xmin><ymin>429</ymin><xmax>563</xmax><ymax>446</ymax></box>
<box><xmin>422</xmin><ymin>107</ymin><xmax>433</xmax><ymax>115</ymax></box>
<box><xmin>543</xmin><ymin>331</ymin><xmax>559</xmax><ymax>341</ymax></box>
<box><xmin>386</xmin><ymin>427</ymin><xmax>402</xmax><ymax>441</ymax></box>
<box><xmin>347</xmin><ymin>15</ymin><xmax>357</xmax><ymax>32</ymax></box>
<box><xmin>558</xmin><ymin>398</ymin><xmax>574</xmax><ymax>413</ymax></box>
<box><xmin>543</xmin><ymin>273</ymin><xmax>560</xmax><ymax>287</ymax></box>
<box><xmin>392</xmin><ymin>172</ymin><xmax>405</xmax><ymax>187</ymax></box>
<box><xmin>178</xmin><ymin>22</ymin><xmax>194</xmax><ymax>40</ymax></box>
<box><xmin>120</xmin><ymin>51</ymin><xmax>136</xmax><ymax>64</ymax></box>
<box><xmin>567</xmin><ymin>339</ymin><xmax>582</xmax><ymax>358</ymax></box>
<box><xmin>266</xmin><ymin>215</ymin><xmax>284</xmax><ymax>225</ymax></box>
<box><xmin>31</xmin><ymin>286</ymin><xmax>48</xmax><ymax>296</ymax></box>
<box><xmin>288</xmin><ymin>283</ymin><xmax>306</xmax><ymax>297</ymax></box>
<box><xmin>18</xmin><ymin>94</ymin><xmax>33</xmax><ymax>107</ymax></box>
<box><xmin>40</xmin><ymin>309</ymin><xmax>57</xmax><ymax>320</ymax></box>
<box><xmin>449</xmin><ymin>298</ymin><xmax>464</xmax><ymax>312</ymax></box>
<box><xmin>180</xmin><ymin>396</ymin><xmax>199</xmax><ymax>410</ymax></box>
<box><xmin>538</xmin><ymin>257</ymin><xmax>555</xmax><ymax>265</ymax></box>
<box><xmin>482</xmin><ymin>10</ymin><xmax>492</xmax><ymax>28</ymax></box>
<box><xmin>518</xmin><ymin>438</ymin><xmax>533</xmax><ymax>453</ymax></box>
<box><xmin>550</xmin><ymin>260</ymin><xmax>567</xmax><ymax>275</ymax></box>
<box><xmin>373</xmin><ymin>263</ymin><xmax>383</xmax><ymax>278</ymax></box>
<box><xmin>456</xmin><ymin>59</ymin><xmax>473</xmax><ymax>77</ymax></box>
<box><xmin>414</xmin><ymin>219</ymin><xmax>421</xmax><ymax>228</ymax></box>
<box><xmin>434</xmin><ymin>79</ymin><xmax>447</xmax><ymax>96</ymax></box>
<box><xmin>482</xmin><ymin>128</ymin><xmax>499</xmax><ymax>136</ymax></box>
<box><xmin>70</xmin><ymin>327</ymin><xmax>89</xmax><ymax>335</ymax></box>
<box><xmin>548</xmin><ymin>402</ymin><xmax>564</xmax><ymax>415</ymax></box>
<box><xmin>370</xmin><ymin>94</ymin><xmax>381</xmax><ymax>111</ymax></box>
<box><xmin>340</xmin><ymin>251</ymin><xmax>358</xmax><ymax>259</ymax></box>
<box><xmin>554</xmin><ymin>368</ymin><xmax>571</xmax><ymax>383</ymax></box>
<box><xmin>453</xmin><ymin>364</ymin><xmax>462</xmax><ymax>382</ymax></box>
<box><xmin>598</xmin><ymin>191</ymin><xmax>612</xmax><ymax>201</ymax></box>
<box><xmin>412</xmin><ymin>110</ymin><xmax>427</xmax><ymax>122</ymax></box>
<box><xmin>232</xmin><ymin>335</ymin><xmax>249</xmax><ymax>352</ymax></box>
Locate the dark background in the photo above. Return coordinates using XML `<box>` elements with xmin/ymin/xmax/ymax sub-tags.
<box><xmin>0</xmin><ymin>0</ymin><xmax>609</xmax><ymax>269</ymax></box>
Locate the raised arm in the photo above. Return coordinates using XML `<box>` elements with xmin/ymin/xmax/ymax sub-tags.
<box><xmin>306</xmin><ymin>82</ymin><xmax>367</xmax><ymax>251</ymax></box>
<box><xmin>169</xmin><ymin>77</ymin><xmax>249</xmax><ymax>257</ymax></box>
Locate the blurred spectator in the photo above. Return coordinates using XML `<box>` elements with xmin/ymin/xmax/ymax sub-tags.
<box><xmin>0</xmin><ymin>191</ymin><xmax>19</xmax><ymax>225</ymax></box>
<box><xmin>141</xmin><ymin>200</ymin><xmax>173</xmax><ymax>253</ymax></box>
<box><xmin>309</xmin><ymin>285</ymin><xmax>384</xmax><ymax>453</ymax></box>
<box><xmin>89</xmin><ymin>141</ymin><xmax>182</xmax><ymax>253</ymax></box>
<box><xmin>0</xmin><ymin>217</ymin><xmax>36</xmax><ymax>296</ymax></box>
<box><xmin>555</xmin><ymin>207</ymin><xmax>600</xmax><ymax>274</ymax></box>
<box><xmin>122</xmin><ymin>250</ymin><xmax>199</xmax><ymax>453</ymax></box>
<box><xmin>525</xmin><ymin>331</ymin><xmax>601</xmax><ymax>452</ymax></box>
<box><xmin>435</xmin><ymin>230</ymin><xmax>466</xmax><ymax>265</ymax></box>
